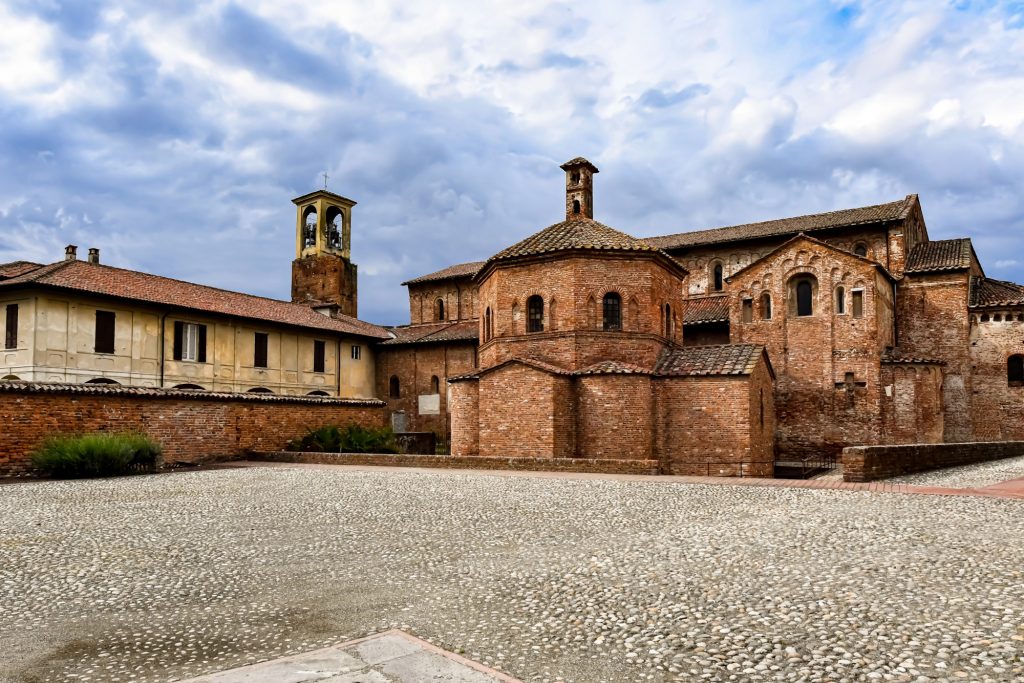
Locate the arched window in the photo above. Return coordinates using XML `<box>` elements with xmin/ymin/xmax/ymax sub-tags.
<box><xmin>1009</xmin><ymin>355</ymin><xmax>1024</xmax><ymax>386</ymax></box>
<box><xmin>527</xmin><ymin>295</ymin><xmax>544</xmax><ymax>332</ymax></box>
<box><xmin>173</xmin><ymin>383</ymin><xmax>206</xmax><ymax>391</ymax></box>
<box><xmin>1</xmin><ymin>374</ymin><xmax>20</xmax><ymax>381</ymax></box>
<box><xmin>572</xmin><ymin>199</ymin><xmax>581</xmax><ymax>215</ymax></box>
<box><xmin>836</xmin><ymin>286</ymin><xmax>846</xmax><ymax>315</ymax></box>
<box><xmin>307</xmin><ymin>390</ymin><xmax>329</xmax><ymax>396</ymax></box>
<box><xmin>571</xmin><ymin>171</ymin><xmax>580</xmax><ymax>185</ymax></box>
<box><xmin>741</xmin><ymin>298</ymin><xmax>753</xmax><ymax>323</ymax></box>
<box><xmin>789</xmin><ymin>275</ymin><xmax>818</xmax><ymax>317</ymax></box>
<box><xmin>484</xmin><ymin>307</ymin><xmax>492</xmax><ymax>341</ymax></box>
<box><xmin>664</xmin><ymin>303</ymin><xmax>673</xmax><ymax>337</ymax></box>
<box><xmin>302</xmin><ymin>206</ymin><xmax>317</xmax><ymax>248</ymax></box>
<box><xmin>430</xmin><ymin>375</ymin><xmax>440</xmax><ymax>393</ymax></box>
<box><xmin>603</xmin><ymin>293</ymin><xmax>621</xmax><ymax>331</ymax></box>
<box><xmin>325</xmin><ymin>207</ymin><xmax>344</xmax><ymax>250</ymax></box>
<box><xmin>435</xmin><ymin>298</ymin><xmax>445</xmax><ymax>321</ymax></box>
<box><xmin>389</xmin><ymin>375</ymin><xmax>400</xmax><ymax>398</ymax></box>
<box><xmin>712</xmin><ymin>263</ymin><xmax>724</xmax><ymax>291</ymax></box>
<box><xmin>247</xmin><ymin>387</ymin><xmax>273</xmax><ymax>394</ymax></box>
<box><xmin>853</xmin><ymin>243</ymin><xmax>868</xmax><ymax>258</ymax></box>
<box><xmin>85</xmin><ymin>377</ymin><xmax>120</xmax><ymax>385</ymax></box>
<box><xmin>761</xmin><ymin>292</ymin><xmax>772</xmax><ymax>320</ymax></box>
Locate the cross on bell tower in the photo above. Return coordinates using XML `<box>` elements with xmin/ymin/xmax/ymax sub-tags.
<box><xmin>290</xmin><ymin>188</ymin><xmax>359</xmax><ymax>317</ymax></box>
<box><xmin>560</xmin><ymin>157</ymin><xmax>599</xmax><ymax>220</ymax></box>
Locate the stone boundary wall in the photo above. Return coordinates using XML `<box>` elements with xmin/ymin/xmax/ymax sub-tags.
<box><xmin>0</xmin><ymin>381</ymin><xmax>386</xmax><ymax>476</ymax></box>
<box><xmin>843</xmin><ymin>441</ymin><xmax>1024</xmax><ymax>482</ymax></box>
<box><xmin>250</xmin><ymin>450</ymin><xmax>661</xmax><ymax>475</ymax></box>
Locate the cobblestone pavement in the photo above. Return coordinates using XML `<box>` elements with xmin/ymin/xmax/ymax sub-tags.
<box><xmin>886</xmin><ymin>455</ymin><xmax>1024</xmax><ymax>489</ymax></box>
<box><xmin>1</xmin><ymin>466</ymin><xmax>1023</xmax><ymax>683</ymax></box>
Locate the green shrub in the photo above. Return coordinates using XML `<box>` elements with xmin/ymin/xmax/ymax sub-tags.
<box><xmin>31</xmin><ymin>432</ymin><xmax>162</xmax><ymax>478</ymax></box>
<box><xmin>287</xmin><ymin>423</ymin><xmax>399</xmax><ymax>454</ymax></box>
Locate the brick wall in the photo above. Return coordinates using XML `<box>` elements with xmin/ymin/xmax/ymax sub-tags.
<box><xmin>291</xmin><ymin>254</ymin><xmax>358</xmax><ymax>317</ymax></box>
<box><xmin>449</xmin><ymin>378</ymin><xmax>479</xmax><ymax>456</ymax></box>
<box><xmin>843</xmin><ymin>441</ymin><xmax>1024</xmax><ymax>482</ymax></box>
<box><xmin>896</xmin><ymin>272</ymin><xmax>974</xmax><ymax>441</ymax></box>
<box><xmin>575</xmin><ymin>374</ymin><xmax>653</xmax><ymax>460</ymax></box>
<box><xmin>969</xmin><ymin>311</ymin><xmax>1024</xmax><ymax>440</ymax></box>
<box><xmin>880</xmin><ymin>363</ymin><xmax>944</xmax><ymax>444</ymax></box>
<box><xmin>408</xmin><ymin>281</ymin><xmax>477</xmax><ymax>325</ymax></box>
<box><xmin>655</xmin><ymin>374</ymin><xmax>773</xmax><ymax>477</ymax></box>
<box><xmin>375</xmin><ymin>342</ymin><xmax>477</xmax><ymax>436</ymax></box>
<box><xmin>478</xmin><ymin>363</ymin><xmax>574</xmax><ymax>458</ymax></box>
<box><xmin>0</xmin><ymin>383</ymin><xmax>385</xmax><ymax>476</ymax></box>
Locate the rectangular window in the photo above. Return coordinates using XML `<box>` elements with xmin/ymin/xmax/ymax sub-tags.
<box><xmin>254</xmin><ymin>332</ymin><xmax>269</xmax><ymax>368</ymax></box>
<box><xmin>95</xmin><ymin>310</ymin><xmax>115</xmax><ymax>354</ymax></box>
<box><xmin>351</xmin><ymin>344</ymin><xmax>361</xmax><ymax>360</ymax></box>
<box><xmin>741</xmin><ymin>299</ymin><xmax>753</xmax><ymax>323</ymax></box>
<box><xmin>313</xmin><ymin>340</ymin><xmax>326</xmax><ymax>373</ymax></box>
<box><xmin>173</xmin><ymin>321</ymin><xmax>207</xmax><ymax>362</ymax></box>
<box><xmin>852</xmin><ymin>290</ymin><xmax>864</xmax><ymax>318</ymax></box>
<box><xmin>4</xmin><ymin>304</ymin><xmax>17</xmax><ymax>350</ymax></box>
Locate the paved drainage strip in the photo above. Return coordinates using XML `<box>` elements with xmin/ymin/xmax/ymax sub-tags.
<box><xmin>173</xmin><ymin>629</ymin><xmax>522</xmax><ymax>683</ymax></box>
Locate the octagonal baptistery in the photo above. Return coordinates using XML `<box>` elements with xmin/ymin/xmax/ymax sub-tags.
<box><xmin>449</xmin><ymin>157</ymin><xmax>689</xmax><ymax>462</ymax></box>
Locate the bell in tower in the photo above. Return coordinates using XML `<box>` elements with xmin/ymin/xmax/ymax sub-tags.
<box><xmin>290</xmin><ymin>189</ymin><xmax>358</xmax><ymax>317</ymax></box>
<box><xmin>560</xmin><ymin>157</ymin><xmax>599</xmax><ymax>220</ymax></box>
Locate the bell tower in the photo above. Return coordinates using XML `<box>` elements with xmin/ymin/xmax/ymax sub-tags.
<box><xmin>560</xmin><ymin>156</ymin><xmax>599</xmax><ymax>220</ymax></box>
<box><xmin>290</xmin><ymin>189</ymin><xmax>358</xmax><ymax>317</ymax></box>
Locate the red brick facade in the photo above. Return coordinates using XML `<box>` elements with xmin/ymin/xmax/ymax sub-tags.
<box><xmin>291</xmin><ymin>254</ymin><xmax>358</xmax><ymax>317</ymax></box>
<box><xmin>0</xmin><ymin>383</ymin><xmax>386</xmax><ymax>476</ymax></box>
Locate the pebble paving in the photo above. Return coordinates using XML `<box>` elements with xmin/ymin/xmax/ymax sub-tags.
<box><xmin>1</xmin><ymin>466</ymin><xmax>1023</xmax><ymax>683</ymax></box>
<box><xmin>886</xmin><ymin>455</ymin><xmax>1024</xmax><ymax>489</ymax></box>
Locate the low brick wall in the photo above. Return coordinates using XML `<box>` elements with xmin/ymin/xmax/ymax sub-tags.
<box><xmin>0</xmin><ymin>381</ymin><xmax>386</xmax><ymax>476</ymax></box>
<box><xmin>843</xmin><ymin>441</ymin><xmax>1024</xmax><ymax>482</ymax></box>
<box><xmin>250</xmin><ymin>450</ymin><xmax>661</xmax><ymax>475</ymax></box>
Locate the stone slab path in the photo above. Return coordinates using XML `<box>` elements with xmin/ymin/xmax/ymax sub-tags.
<box><xmin>174</xmin><ymin>630</ymin><xmax>521</xmax><ymax>683</ymax></box>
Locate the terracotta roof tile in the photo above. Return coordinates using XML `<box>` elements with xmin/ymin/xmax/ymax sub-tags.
<box><xmin>905</xmin><ymin>239</ymin><xmax>974</xmax><ymax>273</ymax></box>
<box><xmin>489</xmin><ymin>217</ymin><xmax>661</xmax><ymax>262</ymax></box>
<box><xmin>380</xmin><ymin>320</ymin><xmax>479</xmax><ymax>346</ymax></box>
<box><xmin>969</xmin><ymin>277</ymin><xmax>1024</xmax><ymax>308</ymax></box>
<box><xmin>560</xmin><ymin>157</ymin><xmax>599</xmax><ymax>172</ymax></box>
<box><xmin>0</xmin><ymin>260</ymin><xmax>389</xmax><ymax>339</ymax></box>
<box><xmin>645</xmin><ymin>195</ymin><xmax>916</xmax><ymax>251</ymax></box>
<box><xmin>0</xmin><ymin>261</ymin><xmax>43</xmax><ymax>279</ymax></box>
<box><xmin>402</xmin><ymin>261</ymin><xmax>485</xmax><ymax>286</ymax></box>
<box><xmin>654</xmin><ymin>344</ymin><xmax>765</xmax><ymax>376</ymax></box>
<box><xmin>683</xmin><ymin>296</ymin><xmax>730</xmax><ymax>325</ymax></box>
<box><xmin>0</xmin><ymin>379</ymin><xmax>384</xmax><ymax>404</ymax></box>
<box><xmin>575</xmin><ymin>360</ymin><xmax>651</xmax><ymax>376</ymax></box>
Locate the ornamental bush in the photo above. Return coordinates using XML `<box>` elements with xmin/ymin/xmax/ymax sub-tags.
<box><xmin>31</xmin><ymin>432</ymin><xmax>162</xmax><ymax>478</ymax></box>
<box><xmin>287</xmin><ymin>423</ymin><xmax>399</xmax><ymax>454</ymax></box>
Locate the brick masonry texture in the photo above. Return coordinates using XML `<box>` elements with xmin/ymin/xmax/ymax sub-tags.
<box><xmin>968</xmin><ymin>313</ymin><xmax>1024</xmax><ymax>441</ymax></box>
<box><xmin>0</xmin><ymin>384</ymin><xmax>385</xmax><ymax>475</ymax></box>
<box><xmin>249</xmin><ymin>450</ymin><xmax>660</xmax><ymax>475</ymax></box>
<box><xmin>291</xmin><ymin>254</ymin><xmax>359</xmax><ymax>318</ymax></box>
<box><xmin>843</xmin><ymin>441</ymin><xmax>1024</xmax><ymax>482</ymax></box>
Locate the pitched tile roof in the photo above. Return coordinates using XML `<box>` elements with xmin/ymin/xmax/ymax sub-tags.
<box><xmin>0</xmin><ymin>379</ymin><xmax>384</xmax><ymax>405</ymax></box>
<box><xmin>0</xmin><ymin>260</ymin><xmax>389</xmax><ymax>339</ymax></box>
<box><xmin>654</xmin><ymin>344</ymin><xmax>767</xmax><ymax>377</ymax></box>
<box><xmin>683</xmin><ymin>296</ymin><xmax>730</xmax><ymax>325</ymax></box>
<box><xmin>905</xmin><ymin>238</ymin><xmax>975</xmax><ymax>273</ymax></box>
<box><xmin>645</xmin><ymin>195</ymin><xmax>917</xmax><ymax>251</ymax></box>
<box><xmin>488</xmin><ymin>217</ymin><xmax>662</xmax><ymax>262</ymax></box>
<box><xmin>969</xmin><ymin>277</ymin><xmax>1024</xmax><ymax>308</ymax></box>
<box><xmin>401</xmin><ymin>261</ymin><xmax>486</xmax><ymax>286</ymax></box>
<box><xmin>575</xmin><ymin>360</ymin><xmax>651</xmax><ymax>376</ymax></box>
<box><xmin>380</xmin><ymin>320</ymin><xmax>479</xmax><ymax>346</ymax></box>
<box><xmin>0</xmin><ymin>261</ymin><xmax>43</xmax><ymax>279</ymax></box>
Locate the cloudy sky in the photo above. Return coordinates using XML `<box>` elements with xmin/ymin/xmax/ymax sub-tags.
<box><xmin>1</xmin><ymin>1</ymin><xmax>1023</xmax><ymax>324</ymax></box>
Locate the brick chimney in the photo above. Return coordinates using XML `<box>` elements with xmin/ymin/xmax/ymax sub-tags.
<box><xmin>88</xmin><ymin>248</ymin><xmax>100</xmax><ymax>265</ymax></box>
<box><xmin>64</xmin><ymin>245</ymin><xmax>78</xmax><ymax>261</ymax></box>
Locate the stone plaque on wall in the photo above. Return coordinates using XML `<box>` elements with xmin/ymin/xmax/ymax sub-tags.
<box><xmin>418</xmin><ymin>393</ymin><xmax>440</xmax><ymax>415</ymax></box>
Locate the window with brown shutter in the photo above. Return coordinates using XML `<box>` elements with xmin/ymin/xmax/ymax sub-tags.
<box><xmin>313</xmin><ymin>340</ymin><xmax>326</xmax><ymax>373</ymax></box>
<box><xmin>4</xmin><ymin>304</ymin><xmax>17</xmax><ymax>349</ymax></box>
<box><xmin>95</xmin><ymin>310</ymin><xmax>115</xmax><ymax>354</ymax></box>
<box><xmin>254</xmin><ymin>332</ymin><xmax>268</xmax><ymax>368</ymax></box>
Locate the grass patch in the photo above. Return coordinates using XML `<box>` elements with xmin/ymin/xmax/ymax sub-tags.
<box><xmin>31</xmin><ymin>432</ymin><xmax>162</xmax><ymax>478</ymax></box>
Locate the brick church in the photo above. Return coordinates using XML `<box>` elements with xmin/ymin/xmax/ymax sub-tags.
<box><xmin>377</xmin><ymin>157</ymin><xmax>1024</xmax><ymax>474</ymax></box>
<box><xmin>2</xmin><ymin>156</ymin><xmax>1023</xmax><ymax>476</ymax></box>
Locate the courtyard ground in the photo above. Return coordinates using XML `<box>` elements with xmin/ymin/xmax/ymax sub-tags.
<box><xmin>0</xmin><ymin>463</ymin><xmax>1022</xmax><ymax>683</ymax></box>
